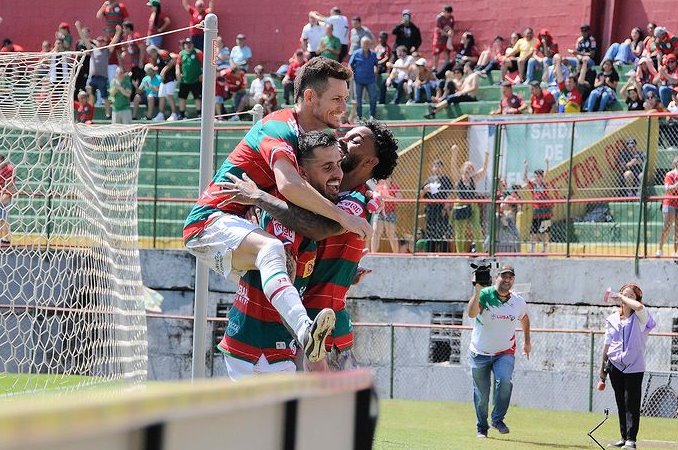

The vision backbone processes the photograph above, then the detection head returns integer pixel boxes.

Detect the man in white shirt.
[385,45,414,104]
[310,7,350,62]
[301,12,325,58]
[248,64,272,106]
[467,264,531,439]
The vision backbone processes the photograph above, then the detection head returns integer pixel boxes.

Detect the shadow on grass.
[489,437,590,449]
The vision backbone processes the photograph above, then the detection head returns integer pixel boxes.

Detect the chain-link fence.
[351,323,678,416]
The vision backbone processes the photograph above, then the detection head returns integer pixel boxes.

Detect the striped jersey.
[217,211,317,364]
[527,180,553,219]
[303,185,370,351]
[184,108,301,242]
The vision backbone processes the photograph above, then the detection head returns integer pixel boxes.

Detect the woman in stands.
[475,35,506,82]
[602,27,644,66]
[598,283,655,450]
[585,59,619,111]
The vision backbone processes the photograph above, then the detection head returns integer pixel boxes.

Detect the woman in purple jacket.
[599,283,656,450]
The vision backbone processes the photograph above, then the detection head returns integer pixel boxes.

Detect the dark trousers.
[608,364,644,442]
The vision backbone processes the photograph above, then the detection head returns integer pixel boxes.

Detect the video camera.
[470,260,498,287]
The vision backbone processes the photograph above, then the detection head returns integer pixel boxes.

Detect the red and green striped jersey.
[217,212,317,364]
[304,185,370,351]
[183,108,301,242]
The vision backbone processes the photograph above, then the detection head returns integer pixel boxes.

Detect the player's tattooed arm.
[216,173,343,240]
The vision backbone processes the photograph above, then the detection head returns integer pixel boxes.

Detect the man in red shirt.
[658,156,678,257]
[491,82,527,115]
[181,0,214,50]
[283,50,306,105]
[432,5,454,70]
[529,81,556,114]
[0,153,16,246]
[96,1,129,38]
[220,64,247,113]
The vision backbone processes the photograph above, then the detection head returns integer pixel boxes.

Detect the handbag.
[453,204,472,220]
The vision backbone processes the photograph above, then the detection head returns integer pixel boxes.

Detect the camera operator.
[467,264,531,438]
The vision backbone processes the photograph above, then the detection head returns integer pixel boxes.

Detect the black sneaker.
[491,421,510,434]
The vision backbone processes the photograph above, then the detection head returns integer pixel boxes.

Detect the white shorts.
[224,353,296,381]
[107,64,118,84]
[662,205,677,215]
[158,81,176,98]
[185,213,258,280]
[111,109,132,124]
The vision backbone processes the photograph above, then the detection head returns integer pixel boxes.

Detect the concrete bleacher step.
[607,200,664,223]
[572,221,664,243]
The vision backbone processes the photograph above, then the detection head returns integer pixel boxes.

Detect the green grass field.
[375,400,678,450]
[0,373,117,396]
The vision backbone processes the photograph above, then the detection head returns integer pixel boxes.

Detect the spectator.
[543,53,570,97]
[409,58,437,104]
[317,24,341,61]
[555,56,586,113]
[371,177,401,253]
[301,12,324,58]
[282,50,306,105]
[133,63,161,120]
[585,59,619,112]
[622,85,645,111]
[668,87,678,113]
[654,53,678,106]
[0,153,15,247]
[181,0,214,50]
[221,63,247,115]
[419,159,453,252]
[657,156,678,257]
[146,0,171,47]
[96,1,129,38]
[529,81,556,113]
[310,7,350,62]
[603,27,643,66]
[499,32,522,84]
[567,24,597,70]
[643,90,664,112]
[349,37,379,119]
[496,182,522,253]
[146,44,178,121]
[230,33,252,72]
[506,27,538,84]
[635,57,658,99]
[439,31,480,72]
[55,22,73,50]
[523,158,552,253]
[109,67,133,124]
[40,40,51,52]
[74,86,95,124]
[643,23,658,68]
[214,36,230,70]
[526,29,558,83]
[175,38,203,119]
[450,148,490,253]
[247,64,273,111]
[385,45,414,104]
[475,35,506,83]
[73,26,92,100]
[432,5,455,70]
[121,21,146,82]
[375,31,392,104]
[619,138,645,197]
[261,79,277,116]
[425,63,479,119]
[392,9,422,56]
[48,39,71,86]
[349,16,374,56]
[652,27,678,62]
[490,81,527,114]
[0,39,24,52]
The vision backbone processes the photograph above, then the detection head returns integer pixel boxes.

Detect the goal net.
[0,51,148,396]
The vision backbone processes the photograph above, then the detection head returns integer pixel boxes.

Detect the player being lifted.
[218,119,399,370]
[184,57,371,363]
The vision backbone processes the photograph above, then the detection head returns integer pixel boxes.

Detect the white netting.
[0,51,149,396]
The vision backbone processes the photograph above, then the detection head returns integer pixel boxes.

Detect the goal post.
[0,51,149,396]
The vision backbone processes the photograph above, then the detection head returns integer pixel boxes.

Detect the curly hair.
[360,118,399,180]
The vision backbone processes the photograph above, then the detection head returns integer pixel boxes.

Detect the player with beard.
[217,132,344,379]
[184,57,370,364]
[218,119,399,371]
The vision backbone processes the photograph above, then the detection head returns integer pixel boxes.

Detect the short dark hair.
[294,57,353,103]
[122,21,134,30]
[297,131,339,166]
[444,5,453,13]
[361,119,399,180]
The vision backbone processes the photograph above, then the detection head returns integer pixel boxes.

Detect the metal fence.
[135,113,678,259]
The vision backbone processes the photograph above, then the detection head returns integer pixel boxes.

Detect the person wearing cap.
[566,24,596,71]
[146,0,171,48]
[424,62,479,119]
[133,63,162,120]
[310,8,350,62]
[301,12,325,58]
[55,22,73,51]
[230,34,252,72]
[522,157,552,253]
[490,82,527,115]
[599,283,655,450]
[176,38,203,120]
[181,0,214,51]
[655,53,678,106]
[409,57,437,104]
[392,9,422,56]
[618,138,645,197]
[349,36,379,118]
[652,26,678,58]
[96,1,129,39]
[349,16,374,56]
[621,83,644,111]
[317,24,342,61]
[467,263,530,438]
[528,80,556,114]
[432,5,455,71]
[385,45,415,104]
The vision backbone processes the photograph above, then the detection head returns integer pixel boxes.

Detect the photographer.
[467,264,530,438]
[599,284,656,450]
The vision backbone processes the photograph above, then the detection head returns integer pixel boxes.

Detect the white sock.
[256,240,310,340]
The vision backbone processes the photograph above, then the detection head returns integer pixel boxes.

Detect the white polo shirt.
[301,23,325,52]
[470,287,527,356]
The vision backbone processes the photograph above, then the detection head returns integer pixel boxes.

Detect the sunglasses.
[647,95,657,99]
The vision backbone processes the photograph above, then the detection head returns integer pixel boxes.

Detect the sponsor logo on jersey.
[275,341,287,350]
[303,258,316,278]
[491,313,516,321]
[272,220,295,242]
[338,199,364,216]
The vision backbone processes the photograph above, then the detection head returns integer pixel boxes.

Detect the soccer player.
[218,119,400,371]
[184,57,371,363]
[217,131,343,379]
